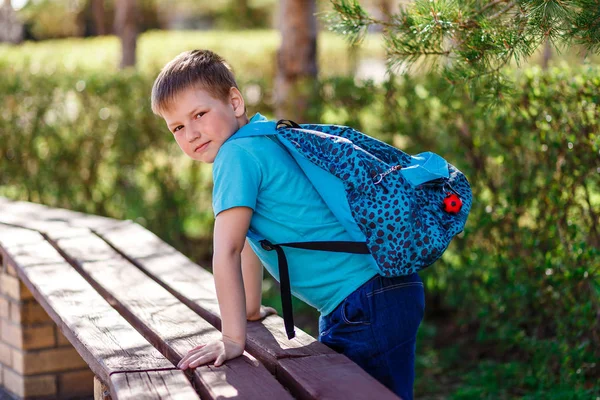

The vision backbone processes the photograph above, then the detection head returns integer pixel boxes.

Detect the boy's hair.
[151,49,239,116]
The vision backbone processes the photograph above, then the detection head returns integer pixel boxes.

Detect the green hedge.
[380,69,600,399]
[0,58,598,397]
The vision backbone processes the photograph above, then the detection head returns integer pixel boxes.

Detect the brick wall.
[0,252,94,399]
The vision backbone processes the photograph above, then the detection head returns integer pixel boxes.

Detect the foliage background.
[0,30,599,399]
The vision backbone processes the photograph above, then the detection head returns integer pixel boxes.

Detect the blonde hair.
[151,50,238,116]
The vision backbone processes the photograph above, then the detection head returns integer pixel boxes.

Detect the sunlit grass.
[0,29,385,79]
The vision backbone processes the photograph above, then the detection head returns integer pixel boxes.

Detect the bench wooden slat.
[110,370,200,400]
[279,354,399,400]
[0,225,197,399]
[196,355,297,399]
[4,219,293,399]
[0,198,120,231]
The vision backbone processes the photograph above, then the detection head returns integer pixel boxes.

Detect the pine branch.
[477,0,508,16]
[326,0,600,93]
[487,2,517,20]
[329,0,600,96]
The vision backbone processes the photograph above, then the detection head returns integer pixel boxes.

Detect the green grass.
[0,29,385,80]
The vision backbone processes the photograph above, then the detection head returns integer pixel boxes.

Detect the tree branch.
[487,2,518,20]
[475,0,510,18]
[388,49,452,56]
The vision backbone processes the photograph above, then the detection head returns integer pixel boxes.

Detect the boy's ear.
[229,87,245,118]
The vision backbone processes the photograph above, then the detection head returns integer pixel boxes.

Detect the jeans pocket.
[341,293,371,325]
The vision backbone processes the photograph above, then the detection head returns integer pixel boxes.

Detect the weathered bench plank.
[0,197,120,231]
[0,212,293,399]
[0,224,198,399]
[279,354,395,400]
[110,370,199,400]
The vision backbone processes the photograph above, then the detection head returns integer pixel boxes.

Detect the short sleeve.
[212,142,262,216]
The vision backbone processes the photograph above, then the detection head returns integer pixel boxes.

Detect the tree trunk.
[542,39,552,70]
[115,0,137,69]
[275,0,318,122]
[92,0,106,36]
[378,0,392,24]
[0,0,23,44]
[237,0,250,28]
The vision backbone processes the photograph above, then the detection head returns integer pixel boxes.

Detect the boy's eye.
[195,112,206,119]
[173,125,183,133]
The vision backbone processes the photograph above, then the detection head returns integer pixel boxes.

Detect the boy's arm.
[178,206,251,369]
[213,206,250,346]
[242,239,262,319]
[242,240,277,321]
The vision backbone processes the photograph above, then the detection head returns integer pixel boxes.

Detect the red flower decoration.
[443,193,462,214]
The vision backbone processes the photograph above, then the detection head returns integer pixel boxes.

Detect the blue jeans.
[318,273,425,400]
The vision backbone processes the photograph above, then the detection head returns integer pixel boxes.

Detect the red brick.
[3,367,57,397]
[0,296,8,318]
[22,324,55,350]
[58,369,94,398]
[0,273,20,300]
[12,347,87,375]
[9,301,20,324]
[0,341,11,366]
[1,320,55,350]
[0,273,33,301]
[1,319,21,348]
[56,327,71,346]
[20,280,34,300]
[12,300,53,325]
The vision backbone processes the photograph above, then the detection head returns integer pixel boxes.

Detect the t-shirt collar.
[249,112,268,123]
[226,113,270,143]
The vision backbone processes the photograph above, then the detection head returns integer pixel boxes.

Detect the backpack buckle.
[260,240,275,251]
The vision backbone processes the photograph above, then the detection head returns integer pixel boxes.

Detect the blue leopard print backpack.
[229,114,472,339]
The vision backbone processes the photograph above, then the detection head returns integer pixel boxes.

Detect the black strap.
[270,243,296,339]
[262,240,369,253]
[260,239,370,340]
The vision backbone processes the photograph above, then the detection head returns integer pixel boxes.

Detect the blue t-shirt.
[212,115,378,316]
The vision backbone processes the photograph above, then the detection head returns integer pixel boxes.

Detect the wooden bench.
[0,197,398,399]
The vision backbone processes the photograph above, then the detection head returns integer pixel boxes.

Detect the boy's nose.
[186,127,201,143]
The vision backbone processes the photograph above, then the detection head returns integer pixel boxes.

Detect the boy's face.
[162,86,246,163]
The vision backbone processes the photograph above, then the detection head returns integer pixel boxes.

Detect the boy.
[151,49,425,400]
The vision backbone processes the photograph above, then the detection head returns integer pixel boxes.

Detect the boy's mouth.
[194,142,210,153]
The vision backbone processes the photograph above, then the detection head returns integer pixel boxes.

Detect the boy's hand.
[177,337,244,369]
[247,305,278,321]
